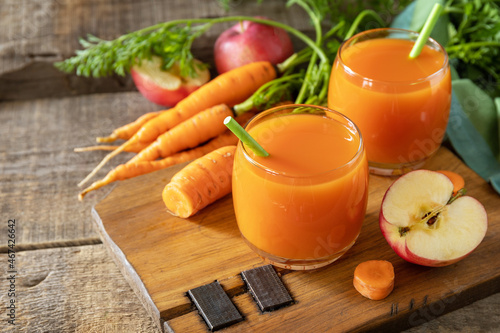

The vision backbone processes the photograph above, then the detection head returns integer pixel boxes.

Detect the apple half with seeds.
[379,170,488,267]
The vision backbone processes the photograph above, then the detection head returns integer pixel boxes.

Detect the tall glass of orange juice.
[328,28,451,175]
[232,104,368,270]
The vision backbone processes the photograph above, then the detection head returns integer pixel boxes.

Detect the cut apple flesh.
[381,170,488,264]
[132,57,182,90]
[382,171,453,228]
[132,57,208,90]
[405,196,487,261]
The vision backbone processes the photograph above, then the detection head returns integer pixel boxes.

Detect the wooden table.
[1,1,499,332]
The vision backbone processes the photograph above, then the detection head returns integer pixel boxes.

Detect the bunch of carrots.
[77,61,278,204]
[74,1,387,216]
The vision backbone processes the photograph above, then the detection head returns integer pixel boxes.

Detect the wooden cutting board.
[92,147,500,332]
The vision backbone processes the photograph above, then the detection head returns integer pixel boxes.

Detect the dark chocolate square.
[241,265,294,312]
[187,281,243,331]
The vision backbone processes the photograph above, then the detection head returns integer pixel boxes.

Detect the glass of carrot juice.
[328,28,451,175]
[232,104,369,270]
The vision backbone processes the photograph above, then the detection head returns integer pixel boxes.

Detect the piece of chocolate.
[241,265,294,312]
[187,281,243,331]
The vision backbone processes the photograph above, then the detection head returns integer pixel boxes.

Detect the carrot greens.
[55,0,499,106]
[443,0,500,97]
[54,1,391,109]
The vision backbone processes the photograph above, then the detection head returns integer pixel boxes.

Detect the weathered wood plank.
[0,245,161,333]
[0,92,160,245]
[0,0,312,101]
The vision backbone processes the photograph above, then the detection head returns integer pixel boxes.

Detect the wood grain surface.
[0,245,161,333]
[1,0,499,332]
[0,0,312,102]
[0,92,158,246]
[93,146,500,332]
[1,90,499,332]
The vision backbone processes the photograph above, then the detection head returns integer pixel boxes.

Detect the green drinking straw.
[223,116,270,157]
[409,3,444,59]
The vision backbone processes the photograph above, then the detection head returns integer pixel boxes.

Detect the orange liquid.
[328,38,451,166]
[232,112,368,261]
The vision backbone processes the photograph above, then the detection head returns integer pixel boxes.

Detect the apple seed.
[398,227,410,237]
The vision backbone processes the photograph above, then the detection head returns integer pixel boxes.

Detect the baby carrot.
[353,260,395,300]
[127,103,234,164]
[162,145,236,218]
[436,170,465,196]
[77,112,255,200]
[96,111,161,143]
[79,61,276,187]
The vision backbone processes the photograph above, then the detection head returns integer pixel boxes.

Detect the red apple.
[214,17,294,74]
[131,56,210,107]
[379,170,488,267]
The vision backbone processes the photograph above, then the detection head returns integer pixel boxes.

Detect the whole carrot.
[77,112,255,200]
[127,104,234,164]
[96,111,161,143]
[79,61,276,186]
[77,103,234,154]
[162,145,236,218]
[132,61,275,144]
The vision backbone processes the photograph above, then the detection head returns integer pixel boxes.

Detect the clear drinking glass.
[232,104,369,270]
[328,28,452,176]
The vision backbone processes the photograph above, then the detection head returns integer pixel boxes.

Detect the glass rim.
[240,104,365,179]
[337,27,450,85]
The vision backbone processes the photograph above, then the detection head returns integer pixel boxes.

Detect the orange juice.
[232,105,368,270]
[328,28,451,175]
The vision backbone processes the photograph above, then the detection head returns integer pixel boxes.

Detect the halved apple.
[131,56,210,107]
[379,170,488,267]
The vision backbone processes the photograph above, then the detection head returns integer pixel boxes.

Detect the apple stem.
[447,188,466,205]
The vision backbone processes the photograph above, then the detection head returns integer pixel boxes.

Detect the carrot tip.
[78,143,126,187]
[96,134,118,143]
[75,145,120,152]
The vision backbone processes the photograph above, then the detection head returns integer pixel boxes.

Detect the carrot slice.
[436,170,465,196]
[353,260,395,300]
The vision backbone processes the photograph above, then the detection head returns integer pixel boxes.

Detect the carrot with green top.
[77,112,255,200]
[162,145,236,218]
[78,61,276,187]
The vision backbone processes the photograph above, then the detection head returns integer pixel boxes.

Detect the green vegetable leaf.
[54,22,212,79]
[445,0,500,98]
